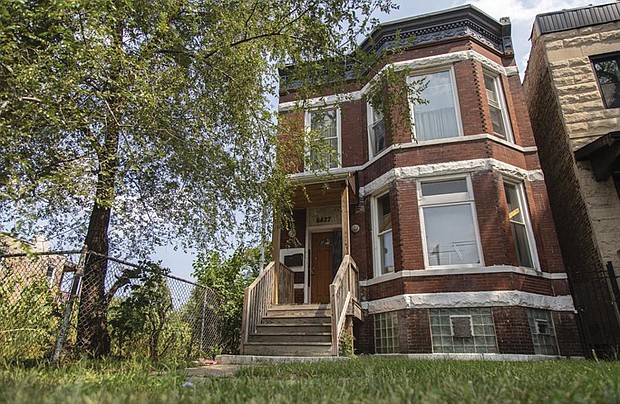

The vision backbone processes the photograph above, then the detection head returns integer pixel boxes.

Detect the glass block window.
[430,308,498,353]
[527,309,559,355]
[374,311,399,354]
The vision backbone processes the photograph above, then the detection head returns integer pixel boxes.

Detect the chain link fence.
[0,250,221,364]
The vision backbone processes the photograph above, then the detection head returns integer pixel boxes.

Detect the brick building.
[240,5,582,357]
[524,2,620,357]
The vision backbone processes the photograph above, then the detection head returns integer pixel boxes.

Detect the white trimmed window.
[419,176,482,268]
[483,73,512,141]
[372,191,394,276]
[503,180,539,269]
[408,69,462,142]
[367,102,387,158]
[306,108,341,170]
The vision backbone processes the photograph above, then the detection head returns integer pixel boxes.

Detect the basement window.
[591,53,620,109]
[374,311,398,354]
[527,309,558,355]
[430,308,497,353]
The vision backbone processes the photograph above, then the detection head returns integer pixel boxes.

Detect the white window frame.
[418,175,484,269]
[502,179,540,270]
[367,102,387,159]
[407,66,464,143]
[483,72,513,142]
[372,189,394,277]
[304,107,342,171]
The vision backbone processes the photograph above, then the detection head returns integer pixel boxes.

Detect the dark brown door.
[311,232,334,304]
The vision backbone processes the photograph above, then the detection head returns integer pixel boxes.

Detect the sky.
[153,0,614,280]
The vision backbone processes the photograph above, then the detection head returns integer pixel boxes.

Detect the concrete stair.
[242,304,333,356]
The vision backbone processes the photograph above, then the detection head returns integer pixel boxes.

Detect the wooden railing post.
[272,220,280,305]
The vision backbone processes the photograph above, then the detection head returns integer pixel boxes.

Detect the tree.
[191,247,261,354]
[0,0,397,356]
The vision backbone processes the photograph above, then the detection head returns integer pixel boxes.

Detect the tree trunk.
[76,121,120,357]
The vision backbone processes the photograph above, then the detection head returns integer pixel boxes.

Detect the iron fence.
[0,249,221,364]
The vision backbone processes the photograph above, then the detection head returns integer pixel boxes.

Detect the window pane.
[484,74,507,137]
[421,179,468,196]
[311,110,337,139]
[309,109,338,169]
[423,204,480,266]
[512,222,533,268]
[593,57,620,108]
[489,106,506,137]
[504,182,534,268]
[380,231,394,273]
[377,193,393,274]
[378,194,391,230]
[413,71,459,141]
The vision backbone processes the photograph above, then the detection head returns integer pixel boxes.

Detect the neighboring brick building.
[267,5,584,357]
[524,2,620,357]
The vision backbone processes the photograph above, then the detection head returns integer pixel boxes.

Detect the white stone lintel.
[362,291,576,314]
[359,265,567,287]
[360,158,544,197]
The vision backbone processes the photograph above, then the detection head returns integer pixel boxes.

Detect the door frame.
[305,212,341,304]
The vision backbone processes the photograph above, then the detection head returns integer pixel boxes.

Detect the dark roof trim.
[575,131,620,181]
[535,2,620,35]
[361,4,512,56]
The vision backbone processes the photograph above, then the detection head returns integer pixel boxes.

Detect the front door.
[311,232,335,304]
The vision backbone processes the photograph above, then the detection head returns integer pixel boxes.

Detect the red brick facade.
[278,5,581,356]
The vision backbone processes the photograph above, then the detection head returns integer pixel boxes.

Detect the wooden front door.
[311,232,335,304]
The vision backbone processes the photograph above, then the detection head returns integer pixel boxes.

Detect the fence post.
[200,288,206,352]
[51,245,87,365]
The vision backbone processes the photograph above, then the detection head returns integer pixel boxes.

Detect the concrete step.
[249,332,332,343]
[255,323,331,334]
[242,342,333,356]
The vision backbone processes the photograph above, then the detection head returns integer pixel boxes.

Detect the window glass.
[308,109,339,169]
[420,176,481,268]
[368,104,387,157]
[484,74,508,138]
[421,179,468,196]
[504,182,534,268]
[377,193,394,274]
[423,204,480,266]
[592,54,620,108]
[411,70,460,141]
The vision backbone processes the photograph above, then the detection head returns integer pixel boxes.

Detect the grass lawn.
[1,357,620,403]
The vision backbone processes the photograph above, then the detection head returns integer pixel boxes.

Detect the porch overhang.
[575,131,620,181]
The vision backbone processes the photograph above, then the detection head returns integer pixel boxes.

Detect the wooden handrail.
[329,255,359,356]
[240,261,295,353]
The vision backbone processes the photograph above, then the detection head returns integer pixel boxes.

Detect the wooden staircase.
[242,304,333,356]
[240,257,360,356]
